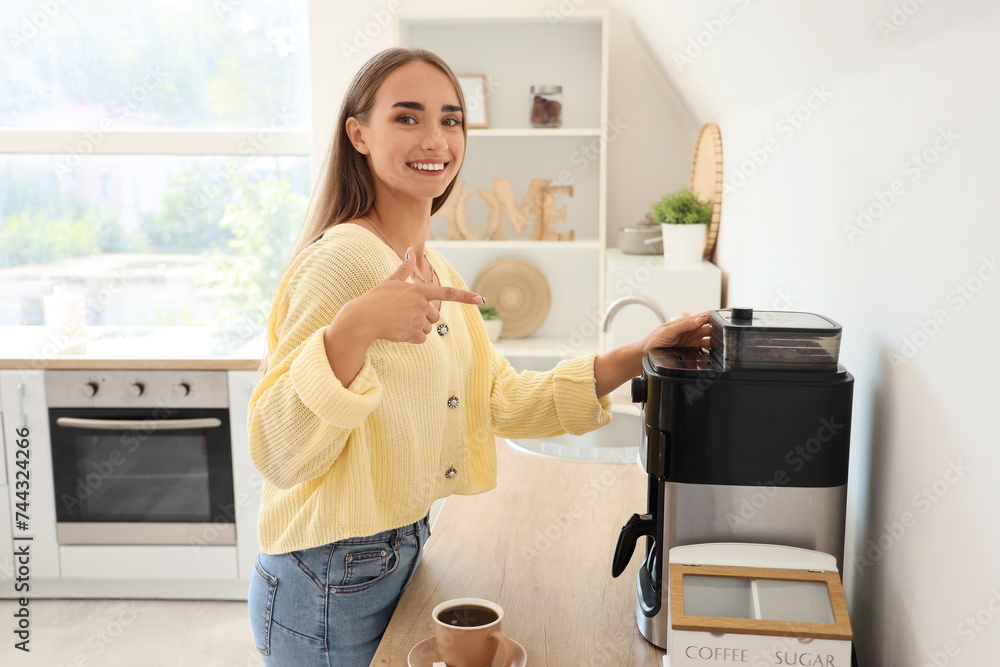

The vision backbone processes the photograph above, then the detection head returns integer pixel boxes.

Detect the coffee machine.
[611,308,854,649]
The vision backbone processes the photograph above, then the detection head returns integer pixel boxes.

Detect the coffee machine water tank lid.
[714,308,841,333]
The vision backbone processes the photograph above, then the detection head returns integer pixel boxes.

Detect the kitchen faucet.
[601,295,667,332]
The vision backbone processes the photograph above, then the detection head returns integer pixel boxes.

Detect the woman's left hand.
[639,311,712,354]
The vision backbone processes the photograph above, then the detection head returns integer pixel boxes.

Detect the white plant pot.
[483,319,503,343]
[660,223,707,264]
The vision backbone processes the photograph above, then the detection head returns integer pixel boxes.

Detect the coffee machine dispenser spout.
[612,513,654,578]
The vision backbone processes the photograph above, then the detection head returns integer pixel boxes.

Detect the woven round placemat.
[471,258,551,339]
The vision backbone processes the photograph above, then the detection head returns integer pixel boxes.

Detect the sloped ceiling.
[615,0,987,123]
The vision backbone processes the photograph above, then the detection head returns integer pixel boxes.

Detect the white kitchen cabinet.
[0,486,11,593]
[59,545,237,581]
[396,11,609,368]
[0,367,265,600]
[228,369,263,582]
[0,370,61,581]
[0,389,10,589]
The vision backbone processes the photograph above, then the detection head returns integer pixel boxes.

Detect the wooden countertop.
[370,439,663,666]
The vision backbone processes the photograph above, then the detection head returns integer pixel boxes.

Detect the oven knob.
[174,382,191,397]
[81,381,99,398]
[129,382,145,398]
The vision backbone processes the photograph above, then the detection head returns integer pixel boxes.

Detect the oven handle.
[55,417,223,431]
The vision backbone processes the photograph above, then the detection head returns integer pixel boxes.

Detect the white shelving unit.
[396,12,609,368]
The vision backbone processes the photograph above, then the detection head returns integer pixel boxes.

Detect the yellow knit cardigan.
[248,223,613,554]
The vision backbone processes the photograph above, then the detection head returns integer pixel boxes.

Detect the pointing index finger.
[424,284,486,305]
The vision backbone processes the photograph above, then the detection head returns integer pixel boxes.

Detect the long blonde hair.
[259,47,468,376]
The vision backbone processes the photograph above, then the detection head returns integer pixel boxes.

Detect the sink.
[505,404,642,463]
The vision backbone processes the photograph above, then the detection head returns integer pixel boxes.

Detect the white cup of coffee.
[432,598,516,667]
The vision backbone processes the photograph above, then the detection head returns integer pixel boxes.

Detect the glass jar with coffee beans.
[530,85,562,128]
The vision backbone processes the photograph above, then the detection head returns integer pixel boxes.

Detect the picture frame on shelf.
[457,74,489,128]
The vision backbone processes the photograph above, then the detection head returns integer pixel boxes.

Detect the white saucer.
[407,635,527,667]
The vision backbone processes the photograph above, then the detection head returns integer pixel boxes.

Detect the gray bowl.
[619,224,662,254]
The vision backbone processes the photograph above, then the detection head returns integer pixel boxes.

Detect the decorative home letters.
[433,178,574,241]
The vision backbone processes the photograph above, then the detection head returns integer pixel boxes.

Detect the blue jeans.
[249,515,431,667]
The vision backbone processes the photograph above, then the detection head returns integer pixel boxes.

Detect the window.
[0,0,312,331]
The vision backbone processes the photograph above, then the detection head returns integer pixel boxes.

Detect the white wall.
[619,0,1000,664]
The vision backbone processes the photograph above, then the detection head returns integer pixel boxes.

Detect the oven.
[45,370,236,546]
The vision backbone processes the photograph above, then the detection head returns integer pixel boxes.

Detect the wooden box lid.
[669,543,852,642]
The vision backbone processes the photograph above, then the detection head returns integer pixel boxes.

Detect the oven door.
[49,407,235,546]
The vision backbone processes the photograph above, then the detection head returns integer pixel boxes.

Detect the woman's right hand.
[338,247,486,345]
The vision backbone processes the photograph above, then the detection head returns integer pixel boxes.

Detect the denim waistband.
[332,514,429,545]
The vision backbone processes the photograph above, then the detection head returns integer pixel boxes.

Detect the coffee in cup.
[432,598,515,667]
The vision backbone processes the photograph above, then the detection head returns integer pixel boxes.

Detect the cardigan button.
[437,323,449,336]
[447,396,459,409]
[445,466,458,479]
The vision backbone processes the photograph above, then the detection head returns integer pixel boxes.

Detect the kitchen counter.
[370,439,663,666]
[0,327,266,600]
[0,325,264,370]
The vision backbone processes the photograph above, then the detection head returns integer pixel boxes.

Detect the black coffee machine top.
[611,308,855,649]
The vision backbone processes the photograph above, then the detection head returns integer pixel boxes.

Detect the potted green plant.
[650,189,712,263]
[479,305,503,342]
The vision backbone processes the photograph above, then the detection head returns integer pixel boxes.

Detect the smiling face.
[347,60,466,206]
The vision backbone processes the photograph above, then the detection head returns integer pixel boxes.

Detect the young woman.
[247,47,710,666]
